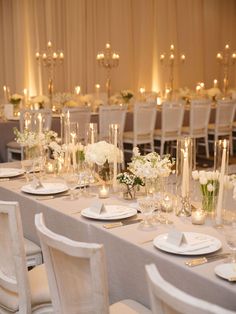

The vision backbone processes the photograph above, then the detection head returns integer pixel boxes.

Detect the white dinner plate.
[21,182,68,195]
[0,168,24,178]
[153,232,222,256]
[215,263,236,281]
[81,205,137,220]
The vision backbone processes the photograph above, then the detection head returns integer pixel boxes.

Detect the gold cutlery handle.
[185,257,207,267]
[103,222,123,229]
[228,277,236,282]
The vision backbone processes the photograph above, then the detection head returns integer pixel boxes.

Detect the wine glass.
[64,170,78,200]
[21,158,34,182]
[161,192,173,224]
[222,210,236,263]
[137,196,155,228]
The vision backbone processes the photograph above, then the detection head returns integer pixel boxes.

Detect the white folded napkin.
[88,205,132,218]
[162,234,213,253]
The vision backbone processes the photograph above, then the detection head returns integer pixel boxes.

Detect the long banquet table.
[0,162,236,311]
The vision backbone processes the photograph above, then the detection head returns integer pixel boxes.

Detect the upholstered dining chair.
[208,99,236,156]
[62,106,91,142]
[0,201,52,313]
[154,101,184,156]
[182,99,211,158]
[7,109,52,162]
[99,104,127,144]
[145,264,235,314]
[123,102,157,153]
[35,212,151,314]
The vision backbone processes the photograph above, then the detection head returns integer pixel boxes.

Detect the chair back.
[161,101,184,136]
[35,213,109,314]
[63,106,91,141]
[0,201,31,313]
[20,109,52,132]
[99,104,127,140]
[133,102,157,136]
[145,264,234,314]
[215,99,236,132]
[189,99,211,136]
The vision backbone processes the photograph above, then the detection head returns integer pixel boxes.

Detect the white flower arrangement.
[128,147,174,179]
[53,92,73,105]
[10,93,23,105]
[80,94,94,104]
[120,89,134,102]
[85,141,122,166]
[64,100,78,107]
[207,88,222,99]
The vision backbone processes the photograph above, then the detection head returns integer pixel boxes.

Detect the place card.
[90,200,105,214]
[167,229,187,247]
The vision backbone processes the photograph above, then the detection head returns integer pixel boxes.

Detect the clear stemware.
[21,158,34,182]
[222,210,236,263]
[64,170,78,200]
[137,196,155,228]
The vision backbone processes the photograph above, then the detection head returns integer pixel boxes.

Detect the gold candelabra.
[160,44,185,95]
[216,44,236,96]
[96,43,119,101]
[36,41,64,105]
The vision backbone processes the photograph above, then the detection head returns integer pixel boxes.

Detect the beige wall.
[0,0,236,97]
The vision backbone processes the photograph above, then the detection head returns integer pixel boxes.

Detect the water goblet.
[222,211,236,263]
[21,158,34,182]
[64,170,78,200]
[161,193,173,224]
[137,196,155,228]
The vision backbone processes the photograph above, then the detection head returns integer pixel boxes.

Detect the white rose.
[192,170,199,180]
[207,183,214,192]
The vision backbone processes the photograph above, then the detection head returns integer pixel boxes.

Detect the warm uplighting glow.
[225,44,230,50]
[139,87,145,94]
[216,53,222,59]
[47,41,52,48]
[181,54,185,61]
[170,44,174,50]
[213,79,218,88]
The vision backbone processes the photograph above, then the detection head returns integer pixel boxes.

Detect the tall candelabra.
[36,41,64,105]
[216,44,236,96]
[96,43,119,101]
[160,44,185,95]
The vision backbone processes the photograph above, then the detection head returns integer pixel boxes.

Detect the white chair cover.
[62,106,91,142]
[145,264,235,314]
[99,104,127,142]
[154,101,184,155]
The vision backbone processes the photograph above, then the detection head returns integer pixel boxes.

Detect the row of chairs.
[7,99,236,162]
[0,201,234,313]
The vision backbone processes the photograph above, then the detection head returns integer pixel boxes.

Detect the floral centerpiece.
[128,147,175,194]
[120,90,134,103]
[31,95,49,109]
[117,171,144,199]
[192,170,233,213]
[207,88,222,101]
[10,93,23,105]
[85,141,122,182]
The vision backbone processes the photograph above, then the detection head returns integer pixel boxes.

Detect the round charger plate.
[153,232,222,256]
[215,263,236,281]
[0,168,24,178]
[21,182,68,195]
[81,205,137,220]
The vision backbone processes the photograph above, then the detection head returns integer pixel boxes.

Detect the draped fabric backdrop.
[0,0,236,98]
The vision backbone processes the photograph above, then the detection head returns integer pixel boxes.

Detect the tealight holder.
[176,137,193,217]
[191,209,206,225]
[98,184,110,199]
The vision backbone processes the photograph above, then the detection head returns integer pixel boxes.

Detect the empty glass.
[222,210,236,262]
[64,170,78,200]
[137,196,155,228]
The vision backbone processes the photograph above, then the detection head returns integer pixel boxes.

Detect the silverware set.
[185,253,230,267]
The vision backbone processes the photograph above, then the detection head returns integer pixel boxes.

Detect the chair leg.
[230,133,233,156]
[205,136,210,158]
[160,140,164,156]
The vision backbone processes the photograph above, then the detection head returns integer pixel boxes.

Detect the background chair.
[208,99,236,155]
[145,264,234,314]
[99,104,127,144]
[62,106,91,143]
[182,99,211,158]
[7,108,52,162]
[154,101,184,156]
[123,102,157,153]
[0,201,52,313]
[35,212,151,314]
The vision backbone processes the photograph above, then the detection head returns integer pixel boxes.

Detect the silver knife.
[103,219,142,229]
[185,253,230,267]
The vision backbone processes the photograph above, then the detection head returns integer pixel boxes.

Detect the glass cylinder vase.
[214,139,229,227]
[176,137,193,217]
